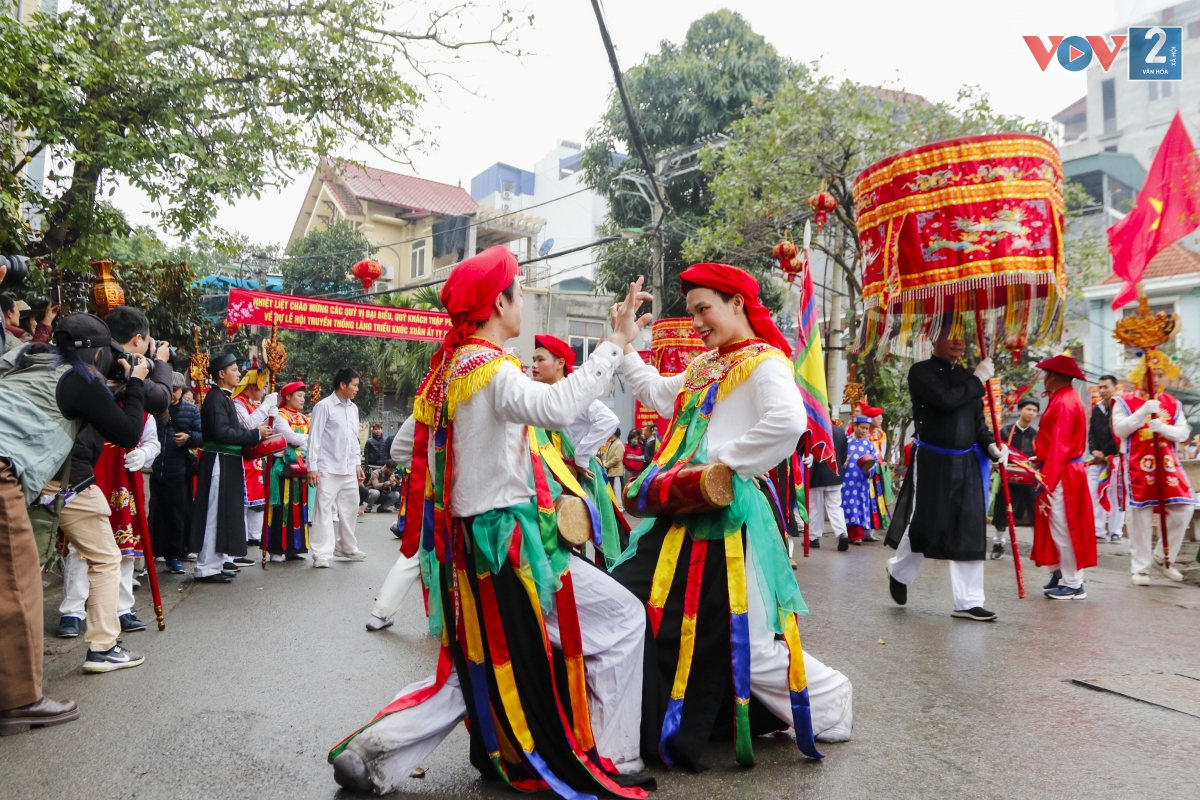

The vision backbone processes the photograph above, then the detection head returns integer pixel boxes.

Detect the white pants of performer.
[311,472,361,560]
[196,459,228,578]
[245,506,263,543]
[344,553,646,795]
[372,552,421,621]
[808,485,847,541]
[1087,463,1124,538]
[745,536,853,742]
[1045,485,1084,589]
[1126,503,1193,575]
[60,545,136,618]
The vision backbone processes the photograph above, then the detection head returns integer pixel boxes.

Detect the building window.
[1101,79,1116,135]
[1148,81,1173,101]
[500,179,515,195]
[410,239,426,279]
[568,319,605,365]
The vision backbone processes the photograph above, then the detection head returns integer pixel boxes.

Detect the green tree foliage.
[0,0,520,269]
[277,221,377,412]
[581,10,792,315]
[282,221,371,297]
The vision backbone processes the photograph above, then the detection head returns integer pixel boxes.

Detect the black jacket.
[152,400,203,479]
[363,433,390,467]
[1088,401,1119,457]
[808,424,847,488]
[61,374,147,485]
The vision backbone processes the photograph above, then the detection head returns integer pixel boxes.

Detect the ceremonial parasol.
[853,133,1068,598]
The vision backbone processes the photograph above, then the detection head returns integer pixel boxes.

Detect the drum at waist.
[244,434,287,460]
[555,495,592,546]
[624,462,735,518]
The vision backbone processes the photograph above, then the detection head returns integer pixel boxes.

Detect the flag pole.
[975,305,1026,599]
[1141,350,1174,568]
[128,469,164,629]
[801,431,812,558]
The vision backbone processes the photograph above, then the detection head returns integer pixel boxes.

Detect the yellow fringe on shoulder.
[446,355,521,421]
[413,395,438,426]
[714,350,792,404]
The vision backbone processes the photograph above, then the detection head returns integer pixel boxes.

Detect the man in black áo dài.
[885,337,1006,621]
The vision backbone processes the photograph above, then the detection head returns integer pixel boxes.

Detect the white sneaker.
[313,557,331,568]
[1154,560,1184,582]
[269,554,285,563]
[1131,572,1151,586]
[365,614,394,632]
[335,550,367,561]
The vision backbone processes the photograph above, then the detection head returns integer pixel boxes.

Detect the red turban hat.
[679,263,792,358]
[1035,354,1085,382]
[533,334,576,375]
[433,246,520,370]
[279,381,305,399]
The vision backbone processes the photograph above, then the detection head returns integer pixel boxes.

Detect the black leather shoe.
[333,749,373,793]
[809,538,820,549]
[991,542,1004,560]
[0,696,80,736]
[195,573,234,583]
[888,573,907,606]
[837,536,849,552]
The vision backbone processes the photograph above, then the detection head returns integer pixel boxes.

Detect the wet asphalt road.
[3,513,1199,800]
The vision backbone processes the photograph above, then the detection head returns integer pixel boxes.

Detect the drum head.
[555,495,592,546]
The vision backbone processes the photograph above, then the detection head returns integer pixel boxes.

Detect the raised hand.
[608,276,653,351]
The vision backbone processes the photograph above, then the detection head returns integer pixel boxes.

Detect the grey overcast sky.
[112,0,1126,248]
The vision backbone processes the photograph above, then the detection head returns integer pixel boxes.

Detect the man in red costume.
[1111,350,1194,586]
[1031,356,1097,600]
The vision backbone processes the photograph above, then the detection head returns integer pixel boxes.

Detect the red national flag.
[1107,112,1200,309]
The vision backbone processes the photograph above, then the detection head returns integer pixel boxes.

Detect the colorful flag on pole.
[1107,111,1200,309]
[793,246,837,469]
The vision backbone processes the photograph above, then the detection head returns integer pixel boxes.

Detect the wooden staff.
[1141,360,1174,568]
[128,468,164,629]
[800,431,812,558]
[975,306,1026,599]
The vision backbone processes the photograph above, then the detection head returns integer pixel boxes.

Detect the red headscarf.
[434,246,520,370]
[279,381,305,399]
[533,334,575,375]
[679,263,792,357]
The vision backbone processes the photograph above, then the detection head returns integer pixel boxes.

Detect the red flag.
[1107,112,1200,309]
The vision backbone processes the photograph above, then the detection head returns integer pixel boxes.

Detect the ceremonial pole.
[974,305,1026,599]
[1141,360,1174,568]
[800,431,811,558]
[128,470,164,629]
[261,325,286,568]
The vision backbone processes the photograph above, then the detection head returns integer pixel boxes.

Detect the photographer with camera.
[0,314,151,734]
[104,306,174,415]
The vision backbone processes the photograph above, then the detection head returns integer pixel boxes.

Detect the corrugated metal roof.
[323,159,477,217]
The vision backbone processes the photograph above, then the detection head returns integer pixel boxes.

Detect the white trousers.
[808,485,847,540]
[888,527,986,611]
[744,536,853,741]
[1126,503,1193,574]
[1045,486,1083,589]
[60,545,136,618]
[196,459,227,578]
[372,552,422,621]
[1087,463,1125,538]
[346,553,646,794]
[311,472,361,559]
[245,506,263,543]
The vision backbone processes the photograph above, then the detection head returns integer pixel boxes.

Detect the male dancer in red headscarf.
[1030,355,1096,600]
[331,247,654,796]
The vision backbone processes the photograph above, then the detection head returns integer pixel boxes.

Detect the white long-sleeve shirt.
[233,396,271,428]
[134,416,161,464]
[391,342,623,518]
[621,349,806,479]
[563,399,620,470]
[272,414,309,449]
[307,393,361,476]
[1112,396,1191,445]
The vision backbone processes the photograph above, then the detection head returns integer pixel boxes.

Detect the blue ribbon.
[912,439,991,505]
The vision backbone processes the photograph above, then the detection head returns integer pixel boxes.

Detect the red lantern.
[771,239,804,284]
[352,259,383,291]
[806,190,838,233]
[223,318,240,342]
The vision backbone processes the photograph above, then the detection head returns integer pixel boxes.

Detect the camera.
[151,338,180,361]
[0,254,30,288]
[108,347,143,380]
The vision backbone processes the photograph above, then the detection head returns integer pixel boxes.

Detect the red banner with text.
[226,289,452,342]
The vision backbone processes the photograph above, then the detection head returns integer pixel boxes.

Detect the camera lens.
[0,255,30,288]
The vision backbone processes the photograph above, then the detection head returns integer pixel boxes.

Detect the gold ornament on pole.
[90,259,125,316]
[189,328,209,406]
